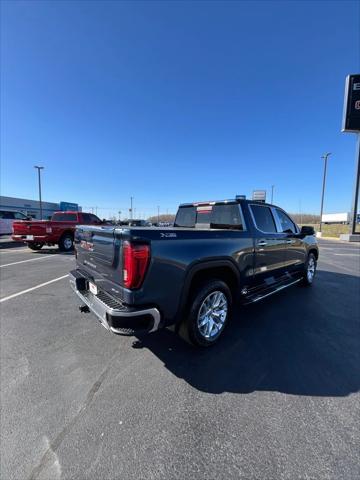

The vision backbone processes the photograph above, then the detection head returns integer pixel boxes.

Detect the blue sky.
[1,0,359,218]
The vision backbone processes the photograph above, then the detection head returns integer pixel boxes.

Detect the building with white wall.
[0,196,80,219]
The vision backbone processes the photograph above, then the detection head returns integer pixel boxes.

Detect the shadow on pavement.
[0,240,24,249]
[134,269,360,397]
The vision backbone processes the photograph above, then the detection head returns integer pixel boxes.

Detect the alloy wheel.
[197,291,228,339]
[307,256,316,283]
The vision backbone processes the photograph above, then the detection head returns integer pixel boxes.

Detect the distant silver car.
[0,209,29,235]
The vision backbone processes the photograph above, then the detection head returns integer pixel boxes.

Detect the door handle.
[257,240,267,247]
[285,239,292,244]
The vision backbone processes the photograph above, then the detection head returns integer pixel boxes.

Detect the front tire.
[58,234,74,252]
[28,243,44,251]
[302,252,317,286]
[180,280,232,347]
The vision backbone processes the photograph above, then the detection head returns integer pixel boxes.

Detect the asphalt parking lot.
[1,238,359,480]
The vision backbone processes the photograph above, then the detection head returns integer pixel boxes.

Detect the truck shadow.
[134,269,360,397]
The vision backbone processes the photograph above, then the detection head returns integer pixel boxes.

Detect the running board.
[244,278,302,304]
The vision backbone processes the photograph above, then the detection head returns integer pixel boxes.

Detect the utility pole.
[319,152,331,233]
[271,185,274,204]
[157,205,160,224]
[118,210,121,221]
[130,197,134,220]
[34,166,44,219]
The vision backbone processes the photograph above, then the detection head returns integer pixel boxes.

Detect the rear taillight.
[123,241,150,289]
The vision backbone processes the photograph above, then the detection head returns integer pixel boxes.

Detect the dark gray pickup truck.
[70,197,318,347]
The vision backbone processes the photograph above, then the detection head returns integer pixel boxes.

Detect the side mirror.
[300,226,315,236]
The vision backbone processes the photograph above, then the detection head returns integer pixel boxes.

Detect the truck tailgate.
[12,221,49,236]
[75,225,123,291]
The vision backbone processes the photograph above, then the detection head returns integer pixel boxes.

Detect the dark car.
[69,197,318,347]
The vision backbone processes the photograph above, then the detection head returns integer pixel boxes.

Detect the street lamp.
[130,197,134,220]
[319,153,331,233]
[34,166,44,220]
[271,185,275,204]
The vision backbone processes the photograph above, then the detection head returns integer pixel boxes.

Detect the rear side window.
[52,213,77,222]
[275,209,297,233]
[250,205,277,233]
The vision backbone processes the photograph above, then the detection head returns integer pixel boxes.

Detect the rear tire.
[179,279,232,347]
[302,252,317,286]
[58,234,74,252]
[28,243,44,251]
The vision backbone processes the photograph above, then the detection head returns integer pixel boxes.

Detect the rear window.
[52,213,78,222]
[175,204,244,230]
[174,206,197,227]
[250,205,277,233]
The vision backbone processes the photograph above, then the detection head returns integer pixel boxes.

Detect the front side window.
[82,213,101,224]
[13,212,28,220]
[250,205,277,233]
[275,209,297,233]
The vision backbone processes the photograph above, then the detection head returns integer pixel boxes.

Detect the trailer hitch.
[79,305,90,313]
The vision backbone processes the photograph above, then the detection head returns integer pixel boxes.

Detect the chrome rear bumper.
[69,271,161,335]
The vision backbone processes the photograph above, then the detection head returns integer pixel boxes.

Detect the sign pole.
[350,135,360,234]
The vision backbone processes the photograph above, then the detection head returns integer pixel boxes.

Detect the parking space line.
[0,274,69,303]
[0,255,56,268]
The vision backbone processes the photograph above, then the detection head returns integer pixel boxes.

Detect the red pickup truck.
[12,211,103,252]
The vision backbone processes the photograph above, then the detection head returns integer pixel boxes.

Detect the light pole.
[271,185,275,204]
[157,205,160,224]
[319,152,331,233]
[130,197,134,219]
[34,166,44,220]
